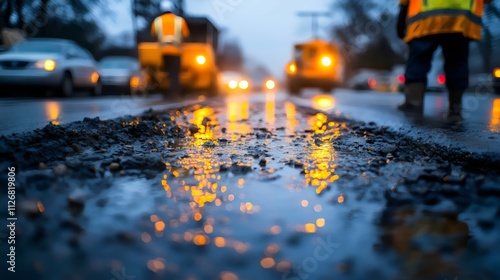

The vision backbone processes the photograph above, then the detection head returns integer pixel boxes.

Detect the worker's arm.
[181,18,190,38]
[397,0,409,39]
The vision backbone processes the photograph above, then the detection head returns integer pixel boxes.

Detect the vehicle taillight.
[397,74,405,84]
[91,72,99,84]
[438,74,446,85]
[368,78,376,88]
[130,76,140,88]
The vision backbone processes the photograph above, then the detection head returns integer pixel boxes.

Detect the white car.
[0,38,101,97]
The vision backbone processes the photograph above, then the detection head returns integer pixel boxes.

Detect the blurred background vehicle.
[426,50,446,92]
[348,69,391,91]
[218,70,250,93]
[468,72,493,92]
[493,66,500,94]
[249,70,278,92]
[389,64,406,92]
[386,52,446,93]
[98,56,146,95]
[0,38,101,97]
[285,39,344,94]
[138,17,219,96]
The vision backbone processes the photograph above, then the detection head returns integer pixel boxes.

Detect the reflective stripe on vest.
[404,0,484,41]
[421,0,476,11]
[406,9,481,25]
[154,16,182,48]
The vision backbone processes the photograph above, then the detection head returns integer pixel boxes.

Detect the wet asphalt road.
[2,89,498,155]
[1,90,500,280]
[2,88,499,137]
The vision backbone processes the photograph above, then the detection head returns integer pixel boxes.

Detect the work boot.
[446,89,464,125]
[447,89,464,117]
[397,83,425,114]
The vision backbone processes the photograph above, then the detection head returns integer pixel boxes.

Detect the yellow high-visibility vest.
[400,0,486,42]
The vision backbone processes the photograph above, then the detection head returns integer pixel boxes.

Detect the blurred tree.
[330,0,403,76]
[0,0,108,56]
[217,39,244,72]
[35,18,106,57]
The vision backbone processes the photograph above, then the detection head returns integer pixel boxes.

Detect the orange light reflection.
[45,101,60,125]
[490,98,500,132]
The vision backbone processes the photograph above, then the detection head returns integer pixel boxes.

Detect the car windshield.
[12,41,64,53]
[99,59,133,69]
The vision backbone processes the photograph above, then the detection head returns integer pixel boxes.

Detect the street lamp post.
[297,12,331,39]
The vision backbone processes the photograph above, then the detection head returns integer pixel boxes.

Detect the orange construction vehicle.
[138,17,219,96]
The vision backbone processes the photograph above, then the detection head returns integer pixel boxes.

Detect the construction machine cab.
[138,16,219,96]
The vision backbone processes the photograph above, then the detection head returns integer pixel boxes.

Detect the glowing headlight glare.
[494,68,500,78]
[196,55,206,65]
[37,59,56,71]
[265,79,275,89]
[239,80,249,89]
[228,80,238,89]
[288,64,296,73]
[130,76,140,88]
[321,56,332,66]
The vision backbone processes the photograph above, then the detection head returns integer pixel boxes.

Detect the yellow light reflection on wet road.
[265,92,275,126]
[227,96,252,139]
[312,95,336,111]
[192,107,215,141]
[285,101,298,138]
[304,113,340,194]
[45,101,60,125]
[490,98,500,132]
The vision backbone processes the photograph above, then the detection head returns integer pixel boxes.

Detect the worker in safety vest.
[151,1,190,99]
[397,0,493,121]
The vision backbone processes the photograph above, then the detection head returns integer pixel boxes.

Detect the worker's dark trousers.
[405,33,470,90]
[162,55,181,97]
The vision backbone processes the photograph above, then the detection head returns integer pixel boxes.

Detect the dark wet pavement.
[292,89,500,156]
[1,92,500,280]
[0,94,194,136]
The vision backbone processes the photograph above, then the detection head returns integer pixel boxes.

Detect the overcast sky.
[105,0,333,78]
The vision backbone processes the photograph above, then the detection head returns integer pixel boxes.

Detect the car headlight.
[196,55,206,65]
[239,80,249,89]
[265,79,275,90]
[494,68,500,78]
[288,63,296,74]
[35,59,56,71]
[228,80,238,89]
[321,56,332,67]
